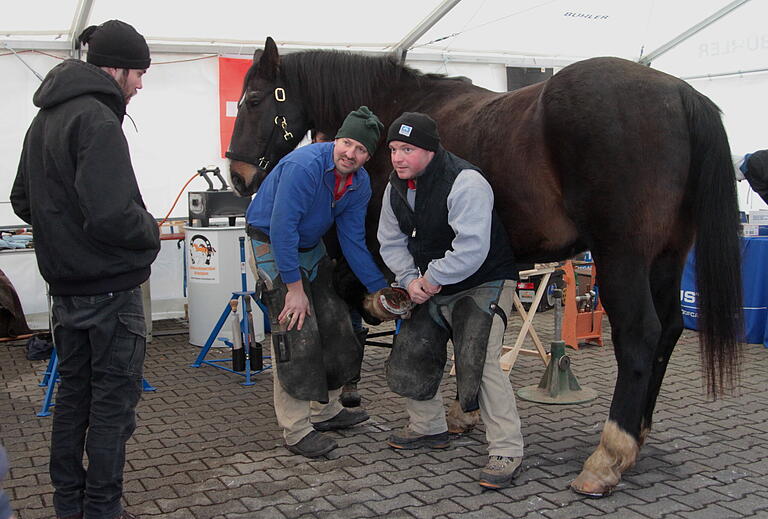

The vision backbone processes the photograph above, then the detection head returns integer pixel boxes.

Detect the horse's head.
[226,37,309,196]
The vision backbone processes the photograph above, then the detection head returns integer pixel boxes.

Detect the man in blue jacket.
[246,106,402,458]
[11,20,159,519]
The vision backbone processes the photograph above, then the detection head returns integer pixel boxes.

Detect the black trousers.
[50,287,146,519]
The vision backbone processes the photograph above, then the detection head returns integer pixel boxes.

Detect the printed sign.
[218,57,252,158]
[188,232,220,283]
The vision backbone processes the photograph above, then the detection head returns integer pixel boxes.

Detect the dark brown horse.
[226,37,743,497]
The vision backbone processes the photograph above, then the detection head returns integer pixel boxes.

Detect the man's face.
[115,68,146,104]
[389,141,435,180]
[333,137,370,175]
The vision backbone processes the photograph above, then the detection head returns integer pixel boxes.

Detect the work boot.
[387,427,450,450]
[286,430,338,458]
[313,408,369,431]
[340,382,361,407]
[478,456,523,489]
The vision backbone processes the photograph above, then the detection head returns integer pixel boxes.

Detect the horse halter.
[257,88,296,170]
[226,86,296,171]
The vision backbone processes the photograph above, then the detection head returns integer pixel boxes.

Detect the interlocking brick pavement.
[2,313,768,519]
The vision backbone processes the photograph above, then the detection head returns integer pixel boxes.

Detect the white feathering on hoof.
[571,420,640,497]
[446,399,481,434]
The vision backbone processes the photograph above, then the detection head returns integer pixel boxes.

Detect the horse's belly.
[504,209,582,263]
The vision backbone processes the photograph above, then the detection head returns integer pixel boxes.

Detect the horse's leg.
[446,395,480,434]
[571,255,661,497]
[638,250,686,445]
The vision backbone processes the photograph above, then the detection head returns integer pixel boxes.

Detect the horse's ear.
[254,36,280,81]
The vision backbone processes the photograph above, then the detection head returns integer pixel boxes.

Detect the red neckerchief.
[333,169,355,201]
[407,179,417,190]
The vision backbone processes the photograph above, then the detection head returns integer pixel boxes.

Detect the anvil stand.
[191,236,271,385]
[517,285,598,404]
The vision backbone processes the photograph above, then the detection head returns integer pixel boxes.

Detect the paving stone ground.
[2,312,768,519]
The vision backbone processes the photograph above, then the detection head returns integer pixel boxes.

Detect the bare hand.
[407,276,442,304]
[278,281,310,331]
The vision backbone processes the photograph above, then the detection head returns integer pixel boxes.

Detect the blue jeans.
[50,287,146,519]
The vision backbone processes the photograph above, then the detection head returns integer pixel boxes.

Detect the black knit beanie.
[335,106,384,156]
[387,112,440,152]
[78,20,151,69]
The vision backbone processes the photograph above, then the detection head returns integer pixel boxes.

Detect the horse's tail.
[681,86,743,397]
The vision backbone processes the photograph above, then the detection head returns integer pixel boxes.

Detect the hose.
[157,172,199,227]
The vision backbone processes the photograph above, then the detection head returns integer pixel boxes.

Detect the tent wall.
[691,73,768,212]
[1,51,509,228]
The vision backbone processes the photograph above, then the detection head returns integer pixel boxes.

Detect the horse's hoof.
[446,401,480,435]
[570,480,614,499]
[340,384,361,408]
[447,425,475,435]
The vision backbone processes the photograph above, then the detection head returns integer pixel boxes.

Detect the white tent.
[2,0,767,321]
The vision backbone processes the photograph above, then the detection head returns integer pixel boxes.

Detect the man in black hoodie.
[11,20,160,519]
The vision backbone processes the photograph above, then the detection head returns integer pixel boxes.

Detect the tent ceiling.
[1,0,764,75]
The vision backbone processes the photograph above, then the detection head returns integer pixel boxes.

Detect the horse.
[226,37,743,497]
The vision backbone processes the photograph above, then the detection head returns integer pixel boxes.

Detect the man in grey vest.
[378,112,525,489]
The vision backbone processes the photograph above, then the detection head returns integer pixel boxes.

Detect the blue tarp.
[681,237,768,347]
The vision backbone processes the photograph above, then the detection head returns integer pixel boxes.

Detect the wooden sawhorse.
[498,266,554,372]
[450,266,554,375]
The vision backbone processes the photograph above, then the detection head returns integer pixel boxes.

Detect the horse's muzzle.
[229,160,267,197]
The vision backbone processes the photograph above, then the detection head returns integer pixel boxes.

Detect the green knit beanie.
[335,106,384,156]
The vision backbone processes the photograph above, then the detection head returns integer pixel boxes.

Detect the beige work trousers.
[271,344,345,445]
[404,280,524,457]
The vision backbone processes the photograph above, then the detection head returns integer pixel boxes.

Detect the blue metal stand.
[37,348,155,417]
[364,319,401,347]
[37,349,59,417]
[190,236,271,385]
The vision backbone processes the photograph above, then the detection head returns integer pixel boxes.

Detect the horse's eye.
[246,91,264,108]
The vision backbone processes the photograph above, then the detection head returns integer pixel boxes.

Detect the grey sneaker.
[387,428,450,450]
[286,430,338,458]
[312,408,369,431]
[479,456,523,489]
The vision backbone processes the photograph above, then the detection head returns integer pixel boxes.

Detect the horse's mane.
[279,50,452,128]
[241,48,476,131]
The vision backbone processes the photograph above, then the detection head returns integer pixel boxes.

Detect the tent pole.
[639,0,752,66]
[70,0,95,59]
[391,0,463,64]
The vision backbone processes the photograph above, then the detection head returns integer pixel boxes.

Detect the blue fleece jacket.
[246,142,387,293]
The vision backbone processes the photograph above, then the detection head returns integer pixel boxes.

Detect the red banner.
[218,57,252,158]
